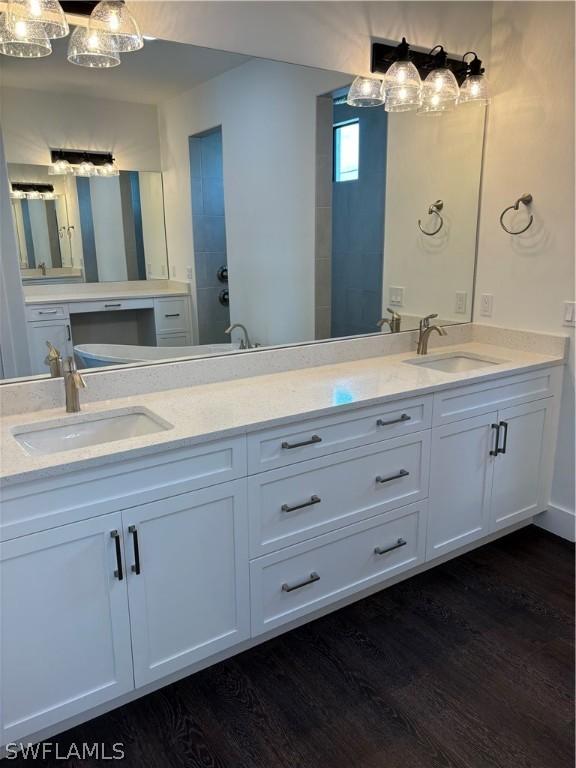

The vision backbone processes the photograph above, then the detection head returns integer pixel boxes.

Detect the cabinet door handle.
[281,435,322,450]
[104,303,122,308]
[66,324,71,341]
[164,313,181,318]
[490,423,501,456]
[281,495,321,513]
[376,413,411,427]
[374,538,407,556]
[128,525,141,575]
[282,572,320,593]
[111,530,123,580]
[375,469,409,484]
[498,420,509,454]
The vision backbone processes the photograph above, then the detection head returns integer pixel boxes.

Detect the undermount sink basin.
[13,407,173,456]
[405,352,506,373]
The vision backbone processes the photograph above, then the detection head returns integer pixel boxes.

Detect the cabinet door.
[491,399,552,530]
[27,319,72,374]
[0,513,133,745]
[427,413,497,560]
[124,480,250,687]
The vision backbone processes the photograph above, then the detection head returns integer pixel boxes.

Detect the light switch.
[564,301,576,326]
[186,266,194,280]
[389,286,405,307]
[480,293,493,317]
[455,291,468,314]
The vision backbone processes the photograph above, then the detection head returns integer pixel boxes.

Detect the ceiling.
[0,33,251,105]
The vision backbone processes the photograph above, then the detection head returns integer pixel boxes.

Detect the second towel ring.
[499,193,533,235]
[418,200,444,236]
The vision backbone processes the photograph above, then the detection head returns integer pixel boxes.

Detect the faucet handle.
[419,313,438,331]
[386,308,401,320]
[64,356,87,389]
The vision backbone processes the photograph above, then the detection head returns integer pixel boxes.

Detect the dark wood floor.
[13,525,574,768]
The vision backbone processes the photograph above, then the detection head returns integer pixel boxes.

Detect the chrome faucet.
[38,262,47,276]
[63,356,86,413]
[377,308,401,333]
[417,313,447,355]
[45,341,63,378]
[225,323,253,349]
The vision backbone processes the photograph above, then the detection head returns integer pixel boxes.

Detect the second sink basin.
[13,407,173,456]
[405,352,506,373]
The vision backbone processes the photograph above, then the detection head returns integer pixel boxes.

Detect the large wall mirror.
[0,34,486,381]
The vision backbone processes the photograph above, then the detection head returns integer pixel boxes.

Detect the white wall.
[383,106,485,323]
[474,1,575,534]
[158,58,345,346]
[139,172,169,279]
[1,87,161,170]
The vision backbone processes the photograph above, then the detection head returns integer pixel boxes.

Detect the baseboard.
[535,504,576,542]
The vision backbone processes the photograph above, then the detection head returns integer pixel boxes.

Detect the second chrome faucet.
[417,313,447,355]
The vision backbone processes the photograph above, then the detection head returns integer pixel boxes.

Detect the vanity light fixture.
[419,46,460,114]
[346,75,385,107]
[49,149,119,177]
[67,23,120,67]
[11,182,56,199]
[0,11,52,57]
[5,0,68,40]
[459,52,490,105]
[88,0,143,53]
[382,38,422,113]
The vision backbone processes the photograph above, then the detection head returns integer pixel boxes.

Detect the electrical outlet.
[389,286,404,307]
[455,291,468,314]
[186,266,194,281]
[146,261,152,276]
[563,301,576,327]
[480,293,494,317]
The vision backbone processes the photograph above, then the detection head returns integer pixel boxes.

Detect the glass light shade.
[89,1,143,53]
[75,160,96,177]
[67,25,120,68]
[5,0,68,39]
[97,162,120,177]
[384,60,422,112]
[48,158,73,175]
[0,11,51,56]
[10,189,25,199]
[419,68,460,114]
[346,76,384,107]
[41,191,56,200]
[459,73,490,105]
[26,190,41,199]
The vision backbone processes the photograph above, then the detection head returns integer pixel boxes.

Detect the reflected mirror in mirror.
[0,34,486,381]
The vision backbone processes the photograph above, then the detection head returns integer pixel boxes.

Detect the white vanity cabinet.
[0,513,134,745]
[26,318,73,375]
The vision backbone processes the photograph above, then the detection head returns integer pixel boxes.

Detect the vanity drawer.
[68,299,154,314]
[154,298,189,333]
[247,396,432,473]
[433,368,559,426]
[157,333,191,347]
[250,501,427,636]
[248,432,430,556]
[1,437,247,540]
[26,304,68,321]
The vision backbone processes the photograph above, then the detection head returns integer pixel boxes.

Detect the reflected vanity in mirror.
[0,34,486,381]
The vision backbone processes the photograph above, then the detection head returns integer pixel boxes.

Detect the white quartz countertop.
[24,280,190,304]
[0,341,564,485]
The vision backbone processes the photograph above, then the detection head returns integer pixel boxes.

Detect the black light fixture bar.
[60,1,99,16]
[371,39,471,85]
[12,182,55,193]
[50,149,115,167]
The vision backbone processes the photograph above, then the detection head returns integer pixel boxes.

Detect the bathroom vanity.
[0,330,565,748]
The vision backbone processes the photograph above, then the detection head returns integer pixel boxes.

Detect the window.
[333,120,359,182]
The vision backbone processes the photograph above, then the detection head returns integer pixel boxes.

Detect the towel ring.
[418,200,444,236]
[499,193,533,235]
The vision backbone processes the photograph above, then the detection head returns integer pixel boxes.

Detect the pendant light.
[88,0,143,53]
[5,0,68,40]
[67,24,120,68]
[419,46,460,114]
[75,159,97,177]
[0,11,51,57]
[459,52,490,105]
[48,157,73,175]
[97,161,120,177]
[346,76,385,107]
[384,38,422,113]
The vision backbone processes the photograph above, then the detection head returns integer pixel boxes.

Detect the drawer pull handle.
[374,538,407,556]
[377,413,411,427]
[104,303,122,308]
[489,423,500,456]
[281,495,321,513]
[38,309,58,315]
[111,530,123,580]
[128,525,141,575]
[164,313,181,318]
[498,420,509,454]
[282,572,320,593]
[281,435,322,450]
[376,469,409,484]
